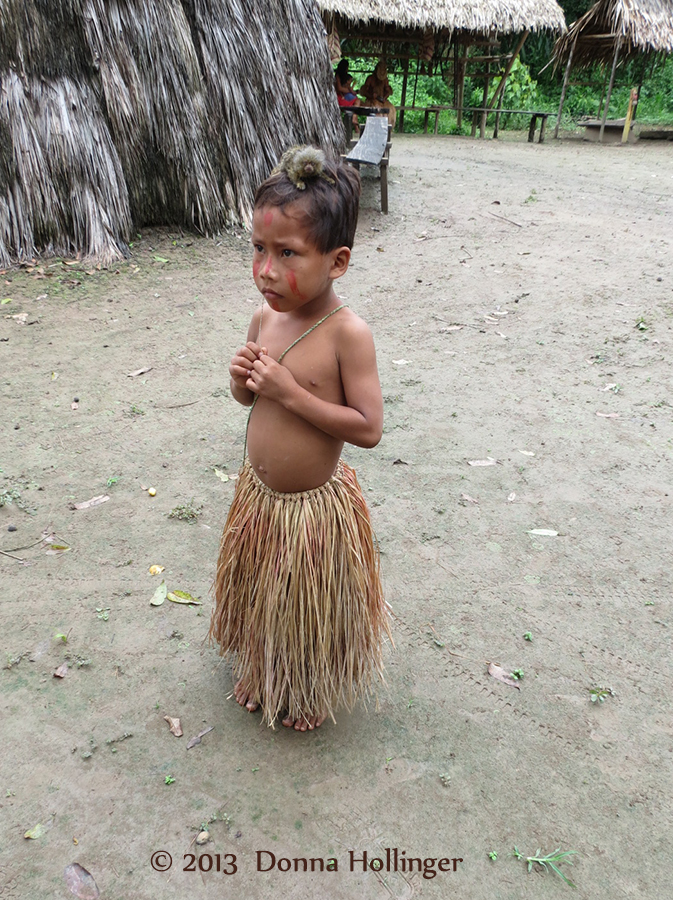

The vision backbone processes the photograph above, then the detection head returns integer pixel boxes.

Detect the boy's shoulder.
[335,306,374,342]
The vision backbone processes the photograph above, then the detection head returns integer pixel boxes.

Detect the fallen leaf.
[51,372,58,380]
[488,662,520,689]
[460,493,479,505]
[63,863,100,900]
[601,383,618,392]
[70,495,109,510]
[376,246,385,252]
[438,324,463,333]
[167,590,202,606]
[392,359,410,366]
[24,823,46,839]
[149,565,165,576]
[467,458,497,467]
[7,312,27,324]
[519,450,535,457]
[45,544,70,555]
[491,310,509,317]
[153,256,169,263]
[527,529,558,537]
[484,316,498,323]
[127,367,152,378]
[596,412,620,418]
[150,581,167,606]
[214,467,229,482]
[1,297,11,305]
[63,260,80,267]
[164,715,183,737]
[507,492,516,502]
[54,663,69,678]
[187,725,214,749]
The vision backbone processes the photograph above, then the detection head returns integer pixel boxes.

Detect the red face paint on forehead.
[263,210,274,227]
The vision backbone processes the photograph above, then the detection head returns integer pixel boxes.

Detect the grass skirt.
[210,459,390,726]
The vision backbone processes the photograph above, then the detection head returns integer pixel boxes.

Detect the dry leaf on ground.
[63,863,100,900]
[164,715,183,737]
[187,726,214,749]
[507,492,516,502]
[24,822,46,839]
[167,590,202,605]
[127,367,152,378]
[150,581,167,606]
[460,493,479,505]
[214,468,229,482]
[527,529,558,537]
[596,412,619,418]
[70,495,109,510]
[468,458,497,467]
[488,663,520,689]
[53,663,68,678]
[149,565,164,575]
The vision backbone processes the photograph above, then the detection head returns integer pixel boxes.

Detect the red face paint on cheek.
[252,260,260,279]
[287,271,306,300]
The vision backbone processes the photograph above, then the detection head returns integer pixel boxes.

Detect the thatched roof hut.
[0,0,343,267]
[319,0,567,34]
[553,0,673,69]
[551,1,673,140]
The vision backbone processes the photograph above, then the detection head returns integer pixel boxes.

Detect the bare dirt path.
[1,132,672,899]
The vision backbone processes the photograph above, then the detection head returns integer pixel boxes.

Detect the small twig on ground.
[489,211,523,228]
[0,548,25,561]
[160,398,205,409]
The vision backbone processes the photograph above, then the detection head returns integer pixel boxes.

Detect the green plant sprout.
[589,686,614,703]
[513,846,577,888]
[488,850,497,861]
[106,476,119,487]
[54,632,68,644]
[523,632,533,642]
[165,775,175,785]
[96,607,110,621]
[168,500,202,522]
[511,668,525,680]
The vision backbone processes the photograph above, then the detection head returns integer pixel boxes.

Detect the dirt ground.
[1,130,672,900]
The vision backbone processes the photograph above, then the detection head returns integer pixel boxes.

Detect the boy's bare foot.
[281,713,327,732]
[233,679,259,712]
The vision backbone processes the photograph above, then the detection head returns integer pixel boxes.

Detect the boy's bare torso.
[247,304,349,492]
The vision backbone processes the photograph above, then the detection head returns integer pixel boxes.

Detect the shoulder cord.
[242,304,347,461]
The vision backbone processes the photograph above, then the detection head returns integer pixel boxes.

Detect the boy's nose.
[262,255,275,278]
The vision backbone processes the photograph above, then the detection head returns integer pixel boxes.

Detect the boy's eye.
[253,244,263,253]
[281,249,294,258]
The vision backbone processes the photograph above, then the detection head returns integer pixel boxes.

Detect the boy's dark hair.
[254,148,361,253]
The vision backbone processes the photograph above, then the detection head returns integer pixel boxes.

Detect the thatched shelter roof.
[553,0,673,69]
[0,0,343,267]
[319,0,567,34]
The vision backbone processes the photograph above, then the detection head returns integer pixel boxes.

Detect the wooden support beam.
[555,32,577,138]
[487,31,529,111]
[399,57,409,133]
[622,88,638,142]
[600,39,621,143]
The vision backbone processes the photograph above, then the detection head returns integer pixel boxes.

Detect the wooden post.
[457,41,468,129]
[488,30,529,110]
[399,57,409,133]
[622,88,638,142]
[493,87,504,139]
[600,39,621,143]
[597,60,610,118]
[554,32,578,138]
[480,70,490,138]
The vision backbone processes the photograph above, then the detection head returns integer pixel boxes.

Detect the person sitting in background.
[360,59,396,127]
[334,59,360,134]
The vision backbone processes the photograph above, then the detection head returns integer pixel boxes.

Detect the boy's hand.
[246,353,298,403]
[230,341,265,390]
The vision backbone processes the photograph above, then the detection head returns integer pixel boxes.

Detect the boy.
[210,146,390,732]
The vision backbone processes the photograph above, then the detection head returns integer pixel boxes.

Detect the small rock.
[196,831,210,845]
[8,524,17,532]
[73,396,79,403]
[14,424,19,429]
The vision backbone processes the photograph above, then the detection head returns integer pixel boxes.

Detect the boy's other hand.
[246,353,297,403]
[230,341,264,389]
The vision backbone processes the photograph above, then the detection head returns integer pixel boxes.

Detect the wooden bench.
[342,114,392,214]
[397,105,555,143]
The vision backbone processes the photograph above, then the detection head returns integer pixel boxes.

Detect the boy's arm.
[230,309,263,407]
[246,317,383,448]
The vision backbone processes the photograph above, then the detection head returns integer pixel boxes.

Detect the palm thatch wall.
[319,0,567,33]
[0,0,343,267]
[553,0,673,69]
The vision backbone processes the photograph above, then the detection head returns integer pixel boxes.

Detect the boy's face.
[251,204,349,313]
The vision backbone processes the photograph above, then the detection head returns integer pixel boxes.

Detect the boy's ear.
[329,246,351,280]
